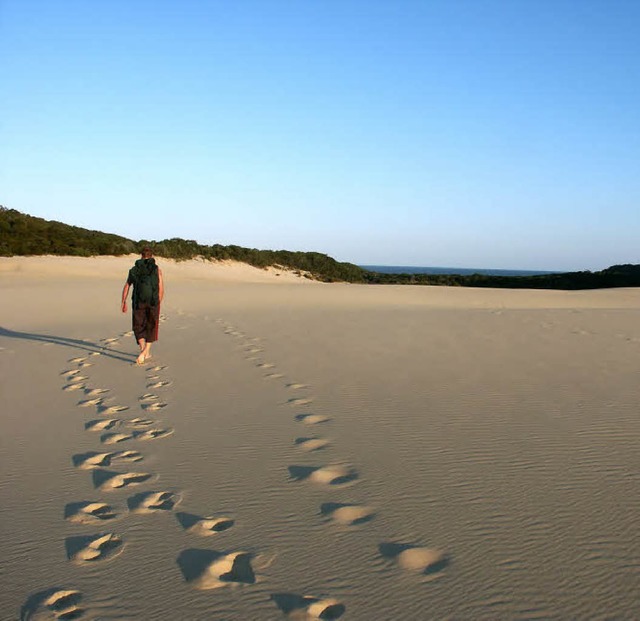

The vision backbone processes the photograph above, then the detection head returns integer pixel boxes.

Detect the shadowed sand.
[271,593,346,619]
[177,549,256,589]
[3,256,640,619]
[20,588,86,620]
[65,533,124,564]
[92,469,152,491]
[176,512,235,536]
[127,491,180,514]
[64,501,118,524]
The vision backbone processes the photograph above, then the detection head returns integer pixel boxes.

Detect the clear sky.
[2,0,639,270]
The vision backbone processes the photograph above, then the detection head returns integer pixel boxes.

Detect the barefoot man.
[121,248,164,365]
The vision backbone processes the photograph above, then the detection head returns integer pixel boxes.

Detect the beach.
[1,256,639,620]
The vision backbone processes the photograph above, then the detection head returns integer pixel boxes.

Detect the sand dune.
[2,256,639,619]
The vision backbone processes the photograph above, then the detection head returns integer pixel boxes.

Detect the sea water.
[360,265,560,277]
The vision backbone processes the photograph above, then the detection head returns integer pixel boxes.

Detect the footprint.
[295,437,330,452]
[112,450,144,464]
[142,402,167,412]
[147,374,160,380]
[295,414,330,425]
[288,397,313,406]
[60,369,81,377]
[78,362,93,369]
[264,373,284,379]
[148,365,167,372]
[320,503,375,526]
[65,501,118,524]
[147,380,172,389]
[65,533,124,564]
[101,338,119,345]
[256,363,275,369]
[378,543,449,577]
[68,357,88,363]
[271,593,346,619]
[77,398,103,408]
[176,512,235,536]
[288,464,358,486]
[85,419,120,432]
[73,452,116,470]
[310,465,358,486]
[126,418,155,428]
[286,383,309,390]
[177,549,256,589]
[67,374,88,383]
[63,383,86,392]
[73,450,142,469]
[133,428,174,441]
[84,388,109,396]
[139,393,160,402]
[93,469,152,491]
[99,405,130,415]
[21,588,86,620]
[127,491,180,513]
[100,432,133,445]
[89,352,101,357]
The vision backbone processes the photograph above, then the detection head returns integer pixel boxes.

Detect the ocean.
[360,265,561,277]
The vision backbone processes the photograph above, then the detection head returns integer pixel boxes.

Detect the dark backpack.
[131,258,159,307]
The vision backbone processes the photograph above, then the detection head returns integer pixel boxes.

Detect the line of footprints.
[23,315,448,620]
[22,320,344,620]
[214,317,451,616]
[24,328,180,619]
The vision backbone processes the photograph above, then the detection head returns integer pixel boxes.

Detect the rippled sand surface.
[1,257,639,619]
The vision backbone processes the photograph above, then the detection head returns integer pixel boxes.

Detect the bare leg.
[136,338,146,365]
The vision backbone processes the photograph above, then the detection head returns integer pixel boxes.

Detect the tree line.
[0,207,366,282]
[1,206,638,289]
[361,265,640,289]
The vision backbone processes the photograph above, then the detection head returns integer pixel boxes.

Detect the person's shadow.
[0,326,135,363]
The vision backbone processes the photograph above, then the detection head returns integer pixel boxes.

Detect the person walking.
[121,248,164,365]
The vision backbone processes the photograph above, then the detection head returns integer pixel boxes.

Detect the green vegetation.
[361,265,640,289]
[1,206,638,289]
[0,207,366,282]
[0,207,137,257]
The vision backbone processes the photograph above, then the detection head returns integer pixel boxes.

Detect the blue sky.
[2,0,638,270]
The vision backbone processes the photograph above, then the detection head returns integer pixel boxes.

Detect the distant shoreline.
[360,265,561,277]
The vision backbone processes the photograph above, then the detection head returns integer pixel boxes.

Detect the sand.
[1,256,639,620]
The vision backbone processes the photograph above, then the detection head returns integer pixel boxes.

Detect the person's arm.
[158,268,164,304]
[121,281,131,313]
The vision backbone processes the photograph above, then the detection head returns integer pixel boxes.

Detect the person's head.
[141,247,153,259]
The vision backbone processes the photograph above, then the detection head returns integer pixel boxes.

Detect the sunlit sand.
[2,256,639,619]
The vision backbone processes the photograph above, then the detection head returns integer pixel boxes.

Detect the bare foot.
[136,353,146,365]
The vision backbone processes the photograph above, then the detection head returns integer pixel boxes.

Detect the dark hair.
[141,247,153,259]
